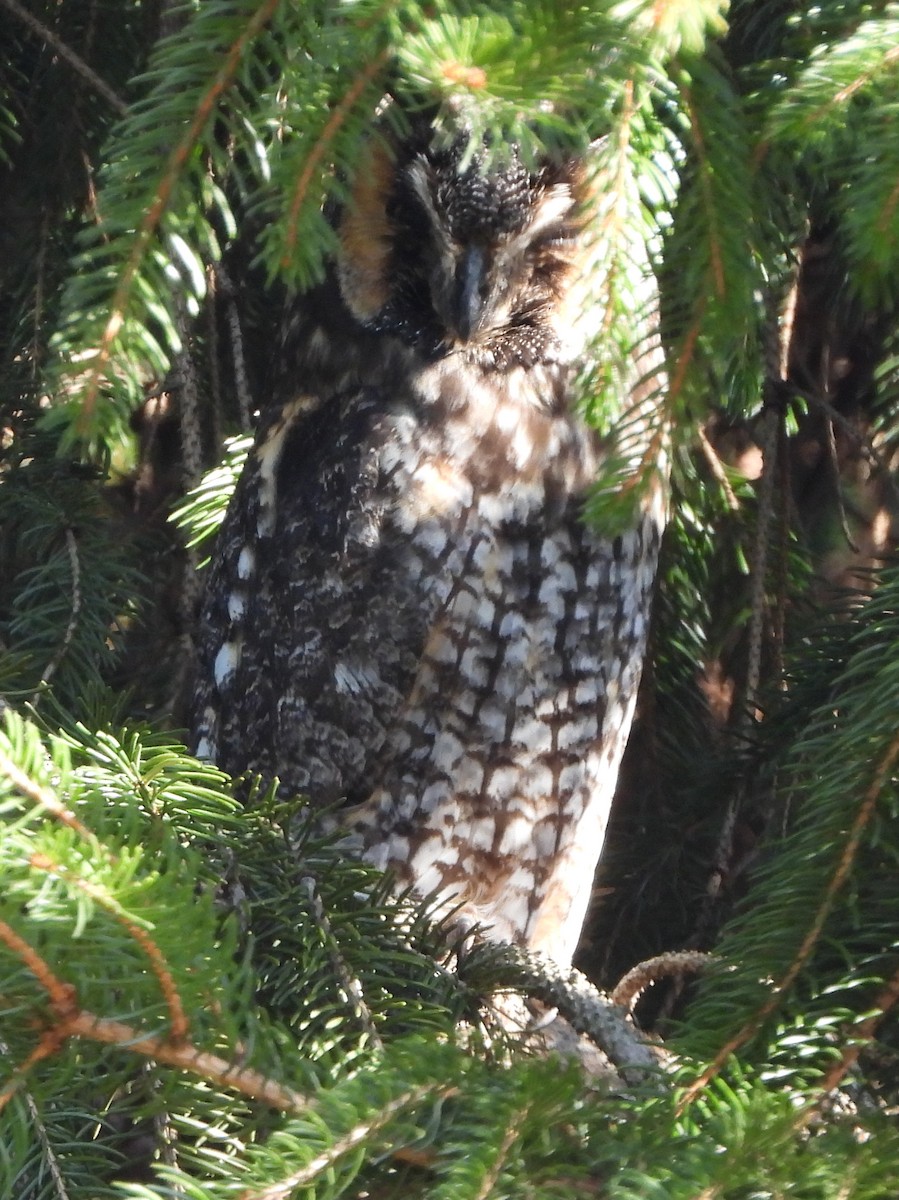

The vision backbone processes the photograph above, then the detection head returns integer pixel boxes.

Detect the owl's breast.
[350,369,662,961]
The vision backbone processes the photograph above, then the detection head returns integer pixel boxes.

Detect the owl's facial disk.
[337,133,585,364]
[407,151,581,349]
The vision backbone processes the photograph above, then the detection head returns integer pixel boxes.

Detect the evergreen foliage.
[2,0,899,1194]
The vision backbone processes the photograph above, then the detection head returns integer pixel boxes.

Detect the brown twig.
[0,914,307,1113]
[798,959,899,1124]
[0,0,127,115]
[803,388,899,509]
[679,727,899,1112]
[67,1010,307,1109]
[237,1082,457,1200]
[280,48,390,269]
[0,918,78,1017]
[33,527,81,707]
[0,751,93,842]
[667,305,705,408]
[611,951,716,1016]
[698,425,739,511]
[28,852,190,1044]
[77,0,282,435]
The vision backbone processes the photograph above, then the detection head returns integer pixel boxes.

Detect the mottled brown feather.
[193,120,665,968]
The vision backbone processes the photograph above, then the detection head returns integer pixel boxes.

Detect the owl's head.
[337,126,588,367]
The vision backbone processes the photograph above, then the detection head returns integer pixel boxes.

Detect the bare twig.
[237,1082,457,1200]
[216,263,253,433]
[698,425,740,511]
[679,726,899,1112]
[611,951,716,1016]
[0,0,127,115]
[804,387,899,508]
[33,528,82,706]
[301,875,383,1050]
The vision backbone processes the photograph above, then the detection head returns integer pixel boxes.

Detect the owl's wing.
[193,386,436,805]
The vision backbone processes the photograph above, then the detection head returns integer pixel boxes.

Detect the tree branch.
[0,0,127,115]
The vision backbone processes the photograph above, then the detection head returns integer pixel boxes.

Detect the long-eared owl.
[193,117,665,970]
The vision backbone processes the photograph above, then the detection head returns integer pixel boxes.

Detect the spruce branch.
[280,47,391,271]
[796,42,899,132]
[0,749,93,843]
[236,1081,457,1200]
[877,172,899,239]
[22,1088,73,1200]
[33,526,82,706]
[300,874,383,1051]
[49,1011,309,1112]
[680,725,899,1111]
[73,0,282,439]
[0,912,308,1115]
[681,83,726,300]
[802,958,899,1117]
[470,1102,531,1200]
[27,851,190,1045]
[666,303,704,407]
[0,0,128,116]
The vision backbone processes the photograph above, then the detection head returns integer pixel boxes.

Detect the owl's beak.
[451,244,488,342]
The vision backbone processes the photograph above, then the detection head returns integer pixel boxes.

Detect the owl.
[193,117,665,970]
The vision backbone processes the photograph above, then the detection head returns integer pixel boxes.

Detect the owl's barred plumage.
[193,119,665,968]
